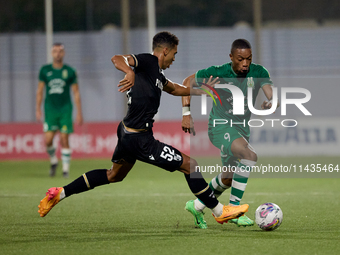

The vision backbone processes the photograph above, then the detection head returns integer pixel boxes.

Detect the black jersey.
[122,53,168,130]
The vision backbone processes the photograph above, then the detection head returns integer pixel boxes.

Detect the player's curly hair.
[231,39,251,53]
[152,31,179,50]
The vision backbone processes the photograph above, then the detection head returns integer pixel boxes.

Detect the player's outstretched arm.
[111,55,135,92]
[163,75,217,97]
[163,79,200,136]
[162,80,191,96]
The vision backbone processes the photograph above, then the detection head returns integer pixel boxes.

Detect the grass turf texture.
[0,157,339,255]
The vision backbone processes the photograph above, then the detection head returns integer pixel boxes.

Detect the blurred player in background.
[38,32,249,225]
[36,43,83,178]
[182,39,277,229]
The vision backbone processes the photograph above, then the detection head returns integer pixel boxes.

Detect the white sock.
[59,189,66,201]
[211,173,230,198]
[51,156,58,165]
[194,173,231,212]
[211,202,224,217]
[47,146,58,165]
[63,163,70,173]
[194,199,206,212]
[229,159,256,205]
[61,148,72,173]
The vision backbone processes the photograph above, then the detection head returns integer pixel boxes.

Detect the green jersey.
[39,64,78,113]
[195,62,272,137]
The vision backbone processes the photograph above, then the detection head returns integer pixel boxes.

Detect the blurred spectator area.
[0,0,340,31]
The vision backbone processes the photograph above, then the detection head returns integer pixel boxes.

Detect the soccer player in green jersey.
[36,43,83,178]
[182,39,277,229]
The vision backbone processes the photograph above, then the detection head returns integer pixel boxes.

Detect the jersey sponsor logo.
[174,154,182,161]
[126,89,132,105]
[61,125,68,132]
[155,79,163,90]
[48,78,66,94]
[47,71,53,77]
[62,69,68,79]
[247,77,255,89]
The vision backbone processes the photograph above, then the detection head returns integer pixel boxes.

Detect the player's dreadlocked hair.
[231,39,251,53]
[152,31,179,51]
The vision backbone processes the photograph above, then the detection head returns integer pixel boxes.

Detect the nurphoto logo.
[198,83,312,128]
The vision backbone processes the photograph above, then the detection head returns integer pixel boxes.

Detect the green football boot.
[185,200,208,229]
[229,214,254,227]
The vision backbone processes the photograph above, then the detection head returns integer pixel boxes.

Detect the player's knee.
[240,149,257,162]
[107,161,133,183]
[248,151,257,162]
[107,173,125,183]
[106,168,126,183]
[60,139,69,148]
[189,158,199,174]
[46,141,53,147]
[179,157,198,175]
[45,138,54,147]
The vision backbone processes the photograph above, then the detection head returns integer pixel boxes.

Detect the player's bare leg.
[187,138,255,228]
[199,141,255,226]
[45,131,58,177]
[60,133,71,178]
[223,170,254,226]
[229,137,257,205]
[227,137,256,226]
[192,169,233,210]
[45,131,56,147]
[180,153,248,227]
[107,160,134,183]
[230,137,257,161]
[38,161,134,217]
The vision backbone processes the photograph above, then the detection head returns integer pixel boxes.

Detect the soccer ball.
[255,203,283,231]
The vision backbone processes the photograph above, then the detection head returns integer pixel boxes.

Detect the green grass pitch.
[0,157,339,255]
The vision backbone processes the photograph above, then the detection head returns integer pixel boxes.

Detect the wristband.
[182,106,191,116]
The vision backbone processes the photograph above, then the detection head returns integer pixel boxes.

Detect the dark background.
[0,0,339,32]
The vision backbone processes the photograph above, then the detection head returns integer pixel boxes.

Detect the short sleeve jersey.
[195,62,272,137]
[39,64,78,113]
[123,53,168,130]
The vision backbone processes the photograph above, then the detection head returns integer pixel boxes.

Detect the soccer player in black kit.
[38,31,249,227]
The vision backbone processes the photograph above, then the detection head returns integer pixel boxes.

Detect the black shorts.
[111,122,184,172]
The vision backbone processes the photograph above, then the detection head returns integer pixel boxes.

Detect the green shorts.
[43,110,73,134]
[208,124,249,167]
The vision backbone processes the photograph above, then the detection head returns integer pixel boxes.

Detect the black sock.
[184,171,219,209]
[63,169,110,197]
